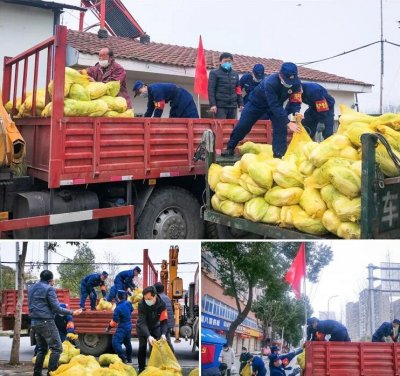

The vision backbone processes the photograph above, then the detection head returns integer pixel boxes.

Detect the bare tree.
[103,251,120,288]
[9,241,28,365]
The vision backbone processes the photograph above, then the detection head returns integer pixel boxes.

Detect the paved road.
[0,336,199,375]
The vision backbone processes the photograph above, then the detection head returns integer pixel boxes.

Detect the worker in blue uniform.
[240,64,265,105]
[133,81,199,118]
[289,82,335,140]
[222,62,302,158]
[269,354,287,376]
[107,266,141,303]
[307,317,351,342]
[372,319,400,342]
[245,353,267,376]
[106,290,133,363]
[79,271,108,310]
[268,345,303,368]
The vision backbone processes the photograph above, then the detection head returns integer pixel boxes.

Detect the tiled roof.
[67,30,371,87]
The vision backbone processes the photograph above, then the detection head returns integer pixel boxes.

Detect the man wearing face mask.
[219,344,235,376]
[85,47,132,109]
[239,347,250,373]
[136,285,169,373]
[28,270,82,376]
[239,64,266,106]
[222,62,302,158]
[132,81,199,118]
[208,52,243,119]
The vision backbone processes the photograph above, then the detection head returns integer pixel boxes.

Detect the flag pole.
[303,242,308,338]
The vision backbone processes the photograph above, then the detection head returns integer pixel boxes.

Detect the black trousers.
[138,326,162,371]
[216,107,237,119]
[32,320,62,376]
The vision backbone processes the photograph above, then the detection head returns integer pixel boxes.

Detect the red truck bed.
[305,341,400,376]
[1,288,70,330]
[16,117,271,189]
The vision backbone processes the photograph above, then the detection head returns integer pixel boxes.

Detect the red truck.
[304,341,400,376]
[1,249,158,356]
[0,25,271,239]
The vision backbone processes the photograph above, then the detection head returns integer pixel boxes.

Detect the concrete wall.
[0,2,55,90]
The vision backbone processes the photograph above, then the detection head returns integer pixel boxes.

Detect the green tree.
[57,243,96,296]
[203,242,332,345]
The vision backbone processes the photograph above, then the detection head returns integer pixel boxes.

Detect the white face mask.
[280,79,293,88]
[99,59,109,68]
[140,92,148,98]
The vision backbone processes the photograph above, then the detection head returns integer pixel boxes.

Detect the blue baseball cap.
[270,345,279,352]
[279,62,299,86]
[307,317,319,325]
[393,319,400,324]
[252,64,265,79]
[101,271,109,277]
[133,266,141,273]
[133,80,144,97]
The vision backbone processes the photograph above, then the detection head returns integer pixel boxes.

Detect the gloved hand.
[66,333,79,341]
[148,336,156,346]
[72,309,83,316]
[105,325,112,333]
[161,334,167,341]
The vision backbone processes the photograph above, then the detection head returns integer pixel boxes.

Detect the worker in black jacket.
[208,52,243,119]
[136,285,169,373]
[28,270,82,376]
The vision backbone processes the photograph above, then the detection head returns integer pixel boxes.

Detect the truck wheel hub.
[153,208,186,239]
[82,334,100,348]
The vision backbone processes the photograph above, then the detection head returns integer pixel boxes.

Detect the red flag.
[194,35,208,100]
[284,243,306,299]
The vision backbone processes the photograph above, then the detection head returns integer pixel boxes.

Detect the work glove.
[105,325,112,334]
[161,334,167,341]
[72,309,83,316]
[66,333,78,341]
[148,336,156,346]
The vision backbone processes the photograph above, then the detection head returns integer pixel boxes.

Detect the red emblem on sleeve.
[289,92,302,103]
[235,86,242,95]
[315,99,329,112]
[154,100,166,109]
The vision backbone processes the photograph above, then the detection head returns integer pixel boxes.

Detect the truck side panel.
[16,117,271,188]
[305,341,400,376]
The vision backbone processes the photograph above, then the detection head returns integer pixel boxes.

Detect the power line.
[0,261,199,266]
[297,41,381,66]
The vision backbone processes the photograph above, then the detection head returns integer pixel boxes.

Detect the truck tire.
[76,333,112,356]
[136,186,205,239]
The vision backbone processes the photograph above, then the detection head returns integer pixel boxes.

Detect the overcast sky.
[0,240,200,290]
[307,240,400,323]
[59,0,400,113]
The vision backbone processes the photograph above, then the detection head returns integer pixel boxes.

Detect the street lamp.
[327,295,339,320]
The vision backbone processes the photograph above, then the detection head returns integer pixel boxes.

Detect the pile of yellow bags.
[140,339,182,376]
[32,341,80,368]
[128,288,143,310]
[96,298,115,311]
[5,67,133,118]
[48,354,137,376]
[209,106,400,239]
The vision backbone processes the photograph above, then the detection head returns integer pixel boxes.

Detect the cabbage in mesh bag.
[248,161,273,189]
[64,98,108,117]
[86,82,108,99]
[215,183,252,203]
[100,96,127,113]
[105,81,121,97]
[322,209,342,236]
[264,186,303,207]
[299,188,327,219]
[273,161,304,188]
[243,197,269,222]
[261,205,281,224]
[208,164,223,191]
[292,209,328,235]
[337,222,360,239]
[68,84,90,101]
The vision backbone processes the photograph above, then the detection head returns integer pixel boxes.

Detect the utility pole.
[15,242,20,289]
[379,0,384,114]
[44,242,49,270]
[368,264,376,335]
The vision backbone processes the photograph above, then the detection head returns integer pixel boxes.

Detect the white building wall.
[0,3,55,87]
